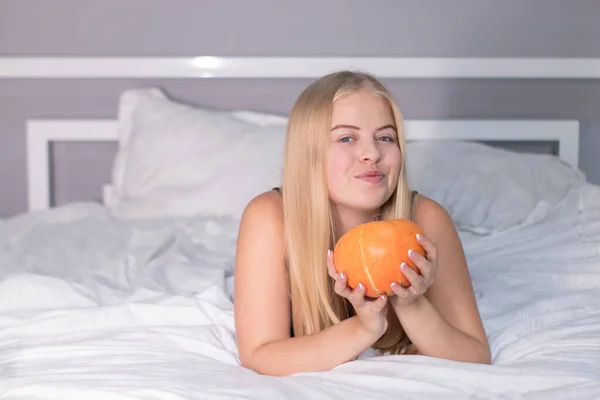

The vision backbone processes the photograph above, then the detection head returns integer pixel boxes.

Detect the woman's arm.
[390,196,492,364]
[247,315,377,376]
[234,192,381,376]
[393,295,491,364]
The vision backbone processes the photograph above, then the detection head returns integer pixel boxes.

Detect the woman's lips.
[356,169,384,184]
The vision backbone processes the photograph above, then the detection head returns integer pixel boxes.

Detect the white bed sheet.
[1,184,600,399]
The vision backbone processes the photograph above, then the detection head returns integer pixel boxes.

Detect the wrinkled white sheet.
[1,184,600,399]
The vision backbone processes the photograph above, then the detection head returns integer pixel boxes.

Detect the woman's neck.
[331,205,380,240]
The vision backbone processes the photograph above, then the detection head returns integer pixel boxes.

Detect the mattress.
[1,182,599,399]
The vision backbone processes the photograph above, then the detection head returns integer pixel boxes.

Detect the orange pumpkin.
[333,219,426,298]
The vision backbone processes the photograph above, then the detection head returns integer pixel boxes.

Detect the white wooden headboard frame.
[0,56,584,212]
[25,119,579,213]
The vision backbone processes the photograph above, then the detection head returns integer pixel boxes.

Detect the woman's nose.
[359,141,381,162]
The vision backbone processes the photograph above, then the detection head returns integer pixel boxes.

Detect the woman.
[233,71,491,376]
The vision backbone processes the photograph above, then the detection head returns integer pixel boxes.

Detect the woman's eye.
[339,136,353,143]
[378,136,394,142]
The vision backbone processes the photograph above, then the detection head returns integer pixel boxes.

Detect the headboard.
[7,56,584,212]
[26,118,579,213]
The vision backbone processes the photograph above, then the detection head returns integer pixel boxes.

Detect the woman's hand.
[326,250,389,339]
[389,234,438,310]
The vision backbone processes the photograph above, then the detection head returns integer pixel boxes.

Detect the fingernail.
[327,249,331,258]
[401,262,408,270]
[358,283,365,290]
[416,234,423,240]
[408,250,414,258]
[340,272,346,280]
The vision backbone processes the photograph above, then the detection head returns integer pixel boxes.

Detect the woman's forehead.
[331,92,394,127]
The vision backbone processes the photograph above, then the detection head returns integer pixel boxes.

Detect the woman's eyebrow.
[330,124,397,132]
[376,124,397,132]
[331,124,359,131]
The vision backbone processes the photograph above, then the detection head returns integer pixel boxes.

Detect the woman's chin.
[354,193,391,211]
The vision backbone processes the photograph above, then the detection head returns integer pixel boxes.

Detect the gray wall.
[1,0,599,218]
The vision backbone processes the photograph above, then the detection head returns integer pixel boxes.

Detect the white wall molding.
[2,56,600,79]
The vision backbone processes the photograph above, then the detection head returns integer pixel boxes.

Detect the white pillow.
[231,109,289,127]
[104,88,289,207]
[109,87,168,200]
[107,88,286,220]
[405,140,585,234]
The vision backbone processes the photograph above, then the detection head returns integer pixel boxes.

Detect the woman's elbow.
[482,350,493,365]
[239,349,261,374]
[239,346,288,377]
[474,341,492,365]
[240,359,289,377]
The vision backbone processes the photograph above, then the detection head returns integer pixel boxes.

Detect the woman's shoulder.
[411,192,456,238]
[235,188,287,281]
[243,188,283,213]
[239,189,284,236]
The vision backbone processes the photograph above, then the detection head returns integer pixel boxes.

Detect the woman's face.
[326,90,402,216]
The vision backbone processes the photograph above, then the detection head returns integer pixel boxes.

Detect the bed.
[1,57,600,399]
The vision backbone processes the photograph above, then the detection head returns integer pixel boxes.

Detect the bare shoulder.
[240,189,284,230]
[411,193,456,239]
[234,189,290,365]
[235,188,286,278]
[411,192,464,276]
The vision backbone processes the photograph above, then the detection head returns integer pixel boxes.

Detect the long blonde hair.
[281,70,417,356]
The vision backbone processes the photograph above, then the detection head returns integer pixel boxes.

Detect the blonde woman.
[234,71,491,376]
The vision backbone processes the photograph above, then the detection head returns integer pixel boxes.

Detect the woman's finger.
[416,234,437,261]
[370,294,388,312]
[408,284,423,296]
[390,282,411,298]
[334,272,352,298]
[326,250,338,279]
[408,250,433,282]
[349,283,367,307]
[401,263,428,294]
